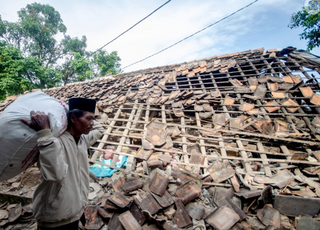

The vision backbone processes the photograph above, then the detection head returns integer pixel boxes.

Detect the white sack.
[0,91,68,181]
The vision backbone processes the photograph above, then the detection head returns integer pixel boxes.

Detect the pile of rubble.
[0,167,38,229]
[84,165,320,230]
[0,47,320,229]
[1,164,320,229]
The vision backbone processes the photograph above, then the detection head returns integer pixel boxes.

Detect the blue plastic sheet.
[89,155,127,177]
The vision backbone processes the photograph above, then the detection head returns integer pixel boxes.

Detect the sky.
[0,0,319,73]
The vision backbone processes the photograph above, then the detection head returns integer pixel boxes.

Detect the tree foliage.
[60,35,90,85]
[289,9,320,51]
[0,41,38,100]
[0,3,121,100]
[92,50,121,76]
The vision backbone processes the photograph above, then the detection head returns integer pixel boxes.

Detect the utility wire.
[122,0,258,70]
[91,0,171,56]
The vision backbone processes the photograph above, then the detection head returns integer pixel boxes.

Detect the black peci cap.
[68,98,96,113]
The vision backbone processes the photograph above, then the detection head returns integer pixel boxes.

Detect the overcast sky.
[1,0,319,73]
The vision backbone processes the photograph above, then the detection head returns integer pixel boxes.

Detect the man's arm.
[21,111,68,181]
[85,120,105,147]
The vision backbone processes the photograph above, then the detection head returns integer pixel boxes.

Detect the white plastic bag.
[0,91,68,181]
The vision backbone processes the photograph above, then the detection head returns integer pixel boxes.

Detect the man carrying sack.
[21,98,104,230]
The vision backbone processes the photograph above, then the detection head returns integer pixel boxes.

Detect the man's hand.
[21,111,50,131]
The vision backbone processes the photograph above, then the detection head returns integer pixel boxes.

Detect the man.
[21,98,104,230]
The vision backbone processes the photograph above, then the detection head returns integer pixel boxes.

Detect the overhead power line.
[91,0,171,56]
[122,0,258,70]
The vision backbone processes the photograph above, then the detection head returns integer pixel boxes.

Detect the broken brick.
[282,98,299,113]
[175,181,202,204]
[282,75,294,83]
[136,147,153,160]
[239,103,255,111]
[108,213,125,230]
[299,86,314,98]
[257,205,281,229]
[267,82,279,92]
[215,196,246,221]
[107,193,132,209]
[121,178,143,193]
[145,129,167,147]
[97,207,113,220]
[149,172,169,196]
[272,92,288,99]
[205,206,240,230]
[229,116,245,130]
[264,101,280,113]
[151,190,174,208]
[223,96,235,105]
[130,202,146,226]
[310,93,320,106]
[119,211,142,230]
[173,199,192,228]
[207,160,235,183]
[134,191,161,215]
[84,205,104,230]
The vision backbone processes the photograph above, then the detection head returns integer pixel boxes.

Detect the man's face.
[72,111,95,135]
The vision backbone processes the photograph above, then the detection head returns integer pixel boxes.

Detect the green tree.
[0,3,122,93]
[59,52,92,85]
[92,50,121,76]
[1,3,67,66]
[59,35,93,85]
[289,9,320,51]
[0,41,39,100]
[0,3,67,87]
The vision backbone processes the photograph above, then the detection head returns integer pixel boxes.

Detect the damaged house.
[0,47,320,229]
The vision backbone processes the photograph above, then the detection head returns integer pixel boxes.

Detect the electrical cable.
[122,0,258,70]
[91,0,171,56]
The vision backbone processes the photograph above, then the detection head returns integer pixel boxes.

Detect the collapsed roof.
[1,46,320,229]
[44,46,320,172]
